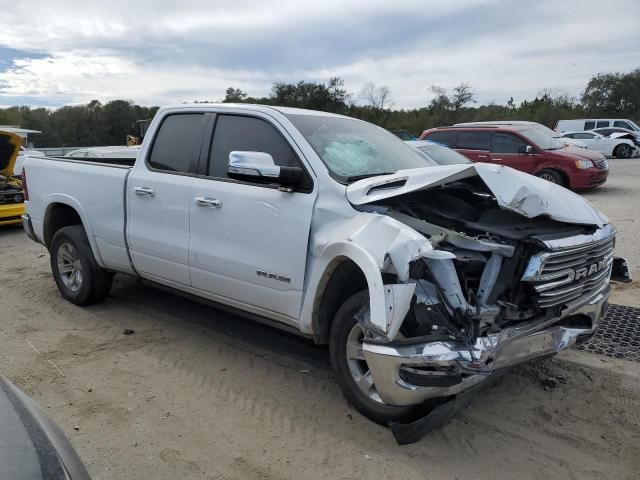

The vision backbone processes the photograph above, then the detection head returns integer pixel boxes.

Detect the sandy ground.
[1,159,639,479]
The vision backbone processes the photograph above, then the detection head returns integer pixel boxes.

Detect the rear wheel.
[50,226,113,305]
[536,169,564,186]
[329,291,416,425]
[614,144,632,159]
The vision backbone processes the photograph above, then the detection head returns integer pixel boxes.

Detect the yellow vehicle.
[0,130,24,226]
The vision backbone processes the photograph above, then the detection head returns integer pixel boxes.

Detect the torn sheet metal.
[345,163,605,227]
[356,284,416,341]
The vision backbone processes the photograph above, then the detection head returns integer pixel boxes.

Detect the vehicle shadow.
[100,274,332,371]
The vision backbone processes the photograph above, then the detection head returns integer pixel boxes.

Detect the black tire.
[50,225,113,306]
[614,144,632,159]
[536,169,565,186]
[329,290,416,425]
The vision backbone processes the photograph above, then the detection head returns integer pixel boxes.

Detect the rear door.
[188,113,316,322]
[489,132,536,173]
[127,112,209,286]
[454,131,491,163]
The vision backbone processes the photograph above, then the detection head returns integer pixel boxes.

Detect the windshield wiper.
[345,172,397,183]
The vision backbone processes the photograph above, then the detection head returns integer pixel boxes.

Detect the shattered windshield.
[285,114,433,182]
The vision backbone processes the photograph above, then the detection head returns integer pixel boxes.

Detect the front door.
[127,112,208,286]
[489,132,537,173]
[189,113,316,322]
[573,132,605,154]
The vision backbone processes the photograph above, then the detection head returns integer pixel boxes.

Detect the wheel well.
[314,258,368,344]
[538,168,569,188]
[614,143,629,156]
[43,203,83,248]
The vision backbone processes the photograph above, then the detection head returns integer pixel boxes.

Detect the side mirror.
[227,151,305,190]
[525,145,533,154]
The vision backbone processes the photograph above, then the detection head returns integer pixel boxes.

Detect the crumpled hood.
[0,131,22,177]
[346,163,605,227]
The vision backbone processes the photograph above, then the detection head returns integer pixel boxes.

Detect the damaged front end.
[346,164,628,410]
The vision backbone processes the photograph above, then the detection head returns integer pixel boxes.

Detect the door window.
[584,121,596,130]
[491,133,526,153]
[573,132,596,139]
[208,115,310,189]
[613,121,632,129]
[456,131,490,150]
[147,113,206,174]
[596,121,609,128]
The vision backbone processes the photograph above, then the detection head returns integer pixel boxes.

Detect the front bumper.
[572,169,608,190]
[363,287,610,406]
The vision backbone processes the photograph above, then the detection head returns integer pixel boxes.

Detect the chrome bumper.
[363,287,609,406]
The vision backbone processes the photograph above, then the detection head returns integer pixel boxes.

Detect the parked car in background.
[419,125,608,189]
[64,145,140,160]
[405,140,471,165]
[555,119,640,133]
[13,146,45,176]
[22,104,628,438]
[559,131,638,159]
[0,130,25,226]
[591,127,640,146]
[454,121,588,149]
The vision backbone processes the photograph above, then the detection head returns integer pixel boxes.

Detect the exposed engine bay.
[0,134,23,206]
[360,177,600,344]
[0,174,23,205]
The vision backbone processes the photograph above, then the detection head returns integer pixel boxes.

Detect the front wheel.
[536,169,565,186]
[50,225,113,306]
[329,291,416,425]
[615,144,632,159]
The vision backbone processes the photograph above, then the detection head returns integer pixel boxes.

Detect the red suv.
[419,126,608,190]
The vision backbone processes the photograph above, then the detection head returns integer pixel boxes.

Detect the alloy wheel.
[56,242,84,292]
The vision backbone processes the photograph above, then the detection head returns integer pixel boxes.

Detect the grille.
[522,234,615,309]
[0,189,24,205]
[593,158,608,170]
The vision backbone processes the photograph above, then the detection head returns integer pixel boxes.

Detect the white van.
[555,119,640,133]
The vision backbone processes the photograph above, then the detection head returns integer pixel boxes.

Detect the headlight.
[575,160,594,169]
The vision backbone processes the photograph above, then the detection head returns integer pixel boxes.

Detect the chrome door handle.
[195,197,222,208]
[493,158,503,161]
[478,155,489,159]
[134,186,155,197]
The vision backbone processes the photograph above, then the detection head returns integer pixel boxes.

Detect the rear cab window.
[147,113,207,174]
[457,131,490,150]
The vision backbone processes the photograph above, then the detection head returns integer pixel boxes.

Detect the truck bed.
[23,155,134,274]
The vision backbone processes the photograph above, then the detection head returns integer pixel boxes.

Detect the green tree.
[223,87,248,103]
[582,69,640,117]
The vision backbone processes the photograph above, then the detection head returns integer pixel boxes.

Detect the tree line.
[1,68,638,147]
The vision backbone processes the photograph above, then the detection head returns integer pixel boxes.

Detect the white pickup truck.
[22,104,630,437]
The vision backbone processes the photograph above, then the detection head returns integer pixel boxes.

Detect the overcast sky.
[1,0,639,109]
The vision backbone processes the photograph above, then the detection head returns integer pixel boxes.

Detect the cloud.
[0,0,638,108]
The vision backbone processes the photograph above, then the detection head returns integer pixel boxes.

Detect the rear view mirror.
[228,151,305,191]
